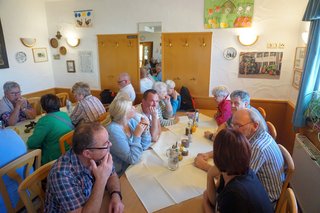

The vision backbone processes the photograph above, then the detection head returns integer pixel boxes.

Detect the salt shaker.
[66,99,72,114]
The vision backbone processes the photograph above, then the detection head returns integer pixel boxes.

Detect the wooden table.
[101,110,217,213]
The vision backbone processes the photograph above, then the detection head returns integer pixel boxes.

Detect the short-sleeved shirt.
[70,95,106,126]
[0,97,32,126]
[118,83,136,102]
[45,150,115,212]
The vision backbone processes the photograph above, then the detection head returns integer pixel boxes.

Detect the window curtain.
[293,0,320,128]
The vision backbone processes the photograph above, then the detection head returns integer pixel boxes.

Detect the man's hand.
[90,153,113,186]
[149,106,158,118]
[16,97,27,110]
[109,193,124,213]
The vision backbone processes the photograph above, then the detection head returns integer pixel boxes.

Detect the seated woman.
[0,128,30,212]
[27,94,74,164]
[165,80,181,115]
[211,86,232,126]
[70,82,106,126]
[153,82,178,126]
[0,81,36,126]
[106,94,151,176]
[203,129,273,213]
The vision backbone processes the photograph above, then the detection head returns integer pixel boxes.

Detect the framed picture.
[32,48,48,63]
[66,60,76,73]
[0,19,9,69]
[293,47,306,70]
[292,69,302,89]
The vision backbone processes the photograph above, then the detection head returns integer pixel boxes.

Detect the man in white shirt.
[135,89,161,142]
[140,67,154,93]
[117,72,136,102]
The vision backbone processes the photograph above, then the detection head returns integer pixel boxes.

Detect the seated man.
[135,89,161,142]
[203,90,268,141]
[45,122,124,213]
[117,72,136,102]
[195,109,284,204]
[0,81,36,126]
[139,67,154,93]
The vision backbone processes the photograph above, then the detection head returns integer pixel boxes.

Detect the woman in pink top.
[212,86,232,126]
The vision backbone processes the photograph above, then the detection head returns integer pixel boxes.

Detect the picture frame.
[0,19,9,69]
[32,48,48,63]
[293,47,306,70]
[292,69,302,89]
[66,60,76,73]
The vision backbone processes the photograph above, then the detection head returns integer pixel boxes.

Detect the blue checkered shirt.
[44,149,115,212]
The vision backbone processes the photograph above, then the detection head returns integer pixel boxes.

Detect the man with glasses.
[45,122,124,213]
[0,81,36,126]
[195,109,284,205]
[116,72,136,102]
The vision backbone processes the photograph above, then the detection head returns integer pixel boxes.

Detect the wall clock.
[15,51,27,63]
[223,47,237,60]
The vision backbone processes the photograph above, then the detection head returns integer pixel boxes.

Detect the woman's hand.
[134,122,148,137]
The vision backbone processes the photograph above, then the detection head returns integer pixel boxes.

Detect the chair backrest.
[277,188,298,213]
[275,144,295,213]
[18,160,56,213]
[257,106,267,120]
[0,149,41,213]
[27,97,42,115]
[267,121,277,139]
[56,92,69,107]
[59,130,74,154]
[97,112,108,123]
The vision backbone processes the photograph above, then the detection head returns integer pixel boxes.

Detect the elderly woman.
[165,80,181,115]
[211,86,232,126]
[0,81,36,126]
[153,82,178,126]
[27,94,74,164]
[70,82,106,126]
[106,94,151,176]
[203,129,273,213]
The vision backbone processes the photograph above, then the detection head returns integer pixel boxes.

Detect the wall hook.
[185,40,189,47]
[201,38,206,47]
[115,42,119,48]
[168,40,173,47]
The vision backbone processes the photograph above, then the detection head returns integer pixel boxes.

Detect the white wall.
[1,0,309,104]
[0,0,54,96]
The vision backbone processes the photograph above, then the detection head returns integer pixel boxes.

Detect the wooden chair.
[267,121,277,140]
[0,149,41,213]
[56,92,69,107]
[275,144,295,213]
[59,130,74,154]
[27,97,42,115]
[97,112,108,124]
[18,160,56,213]
[257,106,267,120]
[277,188,298,213]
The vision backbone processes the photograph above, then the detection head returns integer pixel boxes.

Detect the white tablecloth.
[125,113,217,212]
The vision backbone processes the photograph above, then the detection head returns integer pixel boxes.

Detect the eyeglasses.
[231,122,253,129]
[10,91,22,96]
[86,140,111,150]
[117,80,126,84]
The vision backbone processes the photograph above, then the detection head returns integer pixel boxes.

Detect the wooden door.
[162,32,212,97]
[97,34,139,92]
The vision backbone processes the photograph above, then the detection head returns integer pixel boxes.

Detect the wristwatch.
[110,191,122,200]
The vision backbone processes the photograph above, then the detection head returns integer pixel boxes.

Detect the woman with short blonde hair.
[106,93,151,176]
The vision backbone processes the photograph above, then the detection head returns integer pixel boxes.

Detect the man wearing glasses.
[194,109,284,205]
[116,72,136,102]
[45,122,124,213]
[0,81,36,126]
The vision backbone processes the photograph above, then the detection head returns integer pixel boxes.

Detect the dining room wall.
[0,0,308,105]
[0,0,55,96]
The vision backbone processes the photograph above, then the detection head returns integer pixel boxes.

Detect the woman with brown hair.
[203,128,273,213]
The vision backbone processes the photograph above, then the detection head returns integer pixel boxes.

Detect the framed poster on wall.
[294,47,306,70]
[292,69,302,89]
[0,19,9,69]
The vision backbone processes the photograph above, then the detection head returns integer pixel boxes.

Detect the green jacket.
[27,111,73,164]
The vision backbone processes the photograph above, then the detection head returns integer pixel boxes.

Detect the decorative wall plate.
[59,46,67,55]
[50,38,58,48]
[15,51,27,63]
[223,47,237,60]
